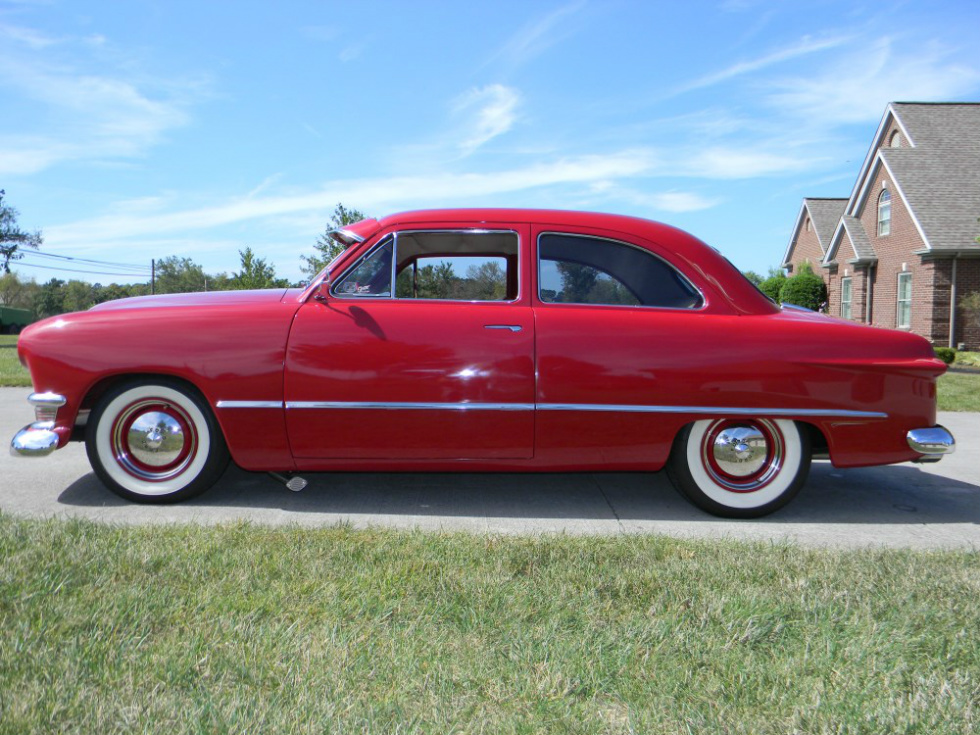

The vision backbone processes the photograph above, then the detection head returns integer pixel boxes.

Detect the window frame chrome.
[330,228,523,304]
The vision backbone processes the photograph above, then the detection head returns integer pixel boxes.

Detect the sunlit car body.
[11,209,954,517]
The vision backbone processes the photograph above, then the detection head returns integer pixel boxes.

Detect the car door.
[531,226,716,466]
[284,225,534,459]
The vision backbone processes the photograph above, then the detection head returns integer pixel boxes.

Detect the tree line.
[0,200,366,319]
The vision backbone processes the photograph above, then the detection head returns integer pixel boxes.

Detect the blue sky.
[2,0,979,285]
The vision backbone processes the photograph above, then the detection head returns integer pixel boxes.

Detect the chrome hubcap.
[711,425,768,477]
[702,419,784,493]
[127,411,185,467]
[111,400,197,481]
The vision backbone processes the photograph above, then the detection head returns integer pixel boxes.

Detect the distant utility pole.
[151,259,155,295]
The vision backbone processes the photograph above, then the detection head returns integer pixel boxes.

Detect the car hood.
[88,288,302,311]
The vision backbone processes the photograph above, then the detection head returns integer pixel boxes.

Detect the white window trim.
[897,272,912,329]
[840,277,852,320]
[877,190,891,237]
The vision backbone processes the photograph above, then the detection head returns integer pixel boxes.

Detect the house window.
[897,272,912,329]
[889,131,901,148]
[877,190,891,236]
[840,277,852,320]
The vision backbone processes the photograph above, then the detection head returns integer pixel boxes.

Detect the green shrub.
[779,263,827,312]
[934,347,956,364]
[759,272,787,301]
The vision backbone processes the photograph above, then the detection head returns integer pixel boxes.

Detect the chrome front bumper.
[907,425,956,463]
[10,392,67,458]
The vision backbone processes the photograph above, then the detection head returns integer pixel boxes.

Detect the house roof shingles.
[884,103,980,253]
[805,198,848,253]
[840,216,875,261]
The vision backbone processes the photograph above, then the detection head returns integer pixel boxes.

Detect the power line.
[11,262,152,278]
[18,250,151,273]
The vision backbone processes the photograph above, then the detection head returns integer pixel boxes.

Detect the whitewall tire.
[86,380,230,503]
[666,418,810,518]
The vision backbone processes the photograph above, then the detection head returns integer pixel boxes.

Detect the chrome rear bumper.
[907,425,956,463]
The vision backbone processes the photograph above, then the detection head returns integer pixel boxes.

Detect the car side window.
[332,238,393,297]
[333,230,519,301]
[538,233,703,309]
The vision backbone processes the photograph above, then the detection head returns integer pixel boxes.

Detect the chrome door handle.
[484,324,522,332]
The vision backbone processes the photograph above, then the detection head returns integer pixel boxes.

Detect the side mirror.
[314,276,331,302]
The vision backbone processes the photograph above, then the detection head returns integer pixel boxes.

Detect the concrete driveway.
[2,387,977,548]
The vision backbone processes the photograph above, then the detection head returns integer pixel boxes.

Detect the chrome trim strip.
[286,401,535,411]
[216,401,284,409]
[330,228,523,303]
[484,324,523,332]
[536,403,888,419]
[330,227,365,245]
[258,400,889,419]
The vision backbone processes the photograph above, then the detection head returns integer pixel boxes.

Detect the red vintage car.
[11,209,955,517]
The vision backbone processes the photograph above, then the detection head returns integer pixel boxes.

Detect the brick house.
[782,102,980,349]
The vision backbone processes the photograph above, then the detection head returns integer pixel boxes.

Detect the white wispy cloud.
[45,150,658,250]
[681,147,823,179]
[766,37,980,124]
[454,84,521,155]
[672,34,852,95]
[0,22,200,176]
[483,0,587,72]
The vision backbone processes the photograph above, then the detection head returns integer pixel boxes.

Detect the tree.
[0,190,43,273]
[463,260,507,300]
[960,291,980,332]
[62,280,96,313]
[759,266,788,302]
[154,256,210,294]
[300,203,369,278]
[1,271,30,308]
[33,279,66,318]
[779,261,827,311]
[229,247,289,290]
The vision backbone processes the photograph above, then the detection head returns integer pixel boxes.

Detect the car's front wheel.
[666,418,811,518]
[86,379,230,503]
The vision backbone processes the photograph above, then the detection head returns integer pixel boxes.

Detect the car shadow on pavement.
[56,460,980,525]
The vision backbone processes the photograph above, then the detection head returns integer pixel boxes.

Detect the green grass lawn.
[1,515,977,734]
[937,371,980,412]
[0,335,31,387]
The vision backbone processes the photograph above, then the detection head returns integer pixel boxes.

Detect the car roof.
[350,209,777,315]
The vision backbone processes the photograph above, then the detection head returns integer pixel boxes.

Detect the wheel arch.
[74,372,225,443]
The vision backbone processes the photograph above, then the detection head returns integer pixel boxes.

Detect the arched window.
[877,189,891,236]
[889,131,901,148]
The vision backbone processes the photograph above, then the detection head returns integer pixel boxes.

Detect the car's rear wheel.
[666,418,810,518]
[86,379,230,503]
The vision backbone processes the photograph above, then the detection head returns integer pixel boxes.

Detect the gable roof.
[823,102,980,265]
[781,198,847,266]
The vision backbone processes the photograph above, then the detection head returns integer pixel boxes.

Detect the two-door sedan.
[11,209,955,517]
